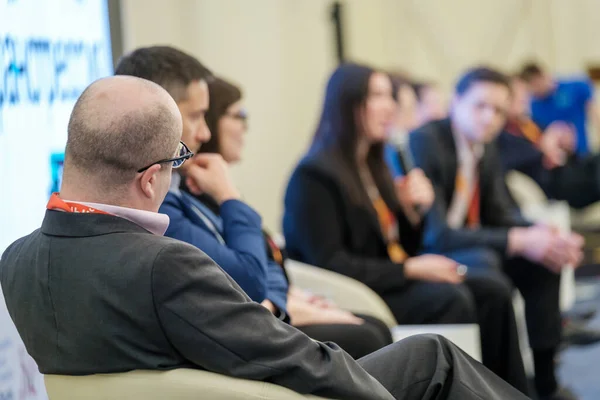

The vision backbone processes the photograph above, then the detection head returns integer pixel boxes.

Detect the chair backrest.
[505,171,575,313]
[505,170,549,207]
[44,369,333,400]
[285,260,398,327]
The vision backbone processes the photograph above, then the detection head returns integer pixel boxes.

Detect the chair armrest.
[45,369,333,400]
[505,170,549,207]
[285,260,398,327]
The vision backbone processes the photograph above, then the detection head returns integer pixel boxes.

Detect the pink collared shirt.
[64,200,170,236]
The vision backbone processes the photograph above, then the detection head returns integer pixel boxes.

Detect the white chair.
[44,369,332,400]
[505,170,576,312]
[505,171,577,375]
[286,259,482,361]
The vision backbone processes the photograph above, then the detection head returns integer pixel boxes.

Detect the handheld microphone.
[389,130,416,175]
[389,131,424,215]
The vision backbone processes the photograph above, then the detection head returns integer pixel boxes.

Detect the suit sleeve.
[481,143,531,228]
[160,195,268,302]
[152,242,394,400]
[496,131,544,173]
[283,167,407,293]
[265,260,289,314]
[410,130,518,254]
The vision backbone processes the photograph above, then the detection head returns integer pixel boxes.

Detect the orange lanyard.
[46,193,110,215]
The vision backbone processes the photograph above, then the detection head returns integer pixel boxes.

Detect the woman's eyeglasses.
[137,141,194,173]
[224,109,248,122]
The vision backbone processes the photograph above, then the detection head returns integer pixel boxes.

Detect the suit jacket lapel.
[180,192,225,235]
[436,120,459,202]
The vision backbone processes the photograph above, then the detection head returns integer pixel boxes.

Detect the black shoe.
[561,320,600,347]
[539,387,578,400]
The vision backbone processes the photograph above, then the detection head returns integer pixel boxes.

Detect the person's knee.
[442,284,477,323]
[362,316,393,346]
[475,275,514,304]
[397,333,454,356]
[362,330,392,355]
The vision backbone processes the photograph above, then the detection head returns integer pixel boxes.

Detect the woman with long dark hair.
[165,76,394,359]
[282,63,529,394]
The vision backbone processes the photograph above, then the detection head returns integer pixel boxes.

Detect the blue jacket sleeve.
[265,261,289,314]
[160,194,268,302]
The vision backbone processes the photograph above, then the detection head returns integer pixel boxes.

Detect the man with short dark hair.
[116,46,214,157]
[0,55,529,399]
[520,62,598,155]
[410,67,584,400]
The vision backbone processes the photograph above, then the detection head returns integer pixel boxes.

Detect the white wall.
[120,0,600,231]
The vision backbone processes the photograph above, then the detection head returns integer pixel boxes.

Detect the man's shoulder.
[1,229,42,264]
[410,119,451,153]
[127,231,207,257]
[1,224,206,268]
[411,119,450,141]
[292,151,341,186]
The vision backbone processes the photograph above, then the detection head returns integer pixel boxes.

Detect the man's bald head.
[64,76,182,196]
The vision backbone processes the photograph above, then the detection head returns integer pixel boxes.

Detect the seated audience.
[520,62,598,155]
[0,63,529,400]
[412,81,448,125]
[159,71,393,358]
[498,75,600,209]
[283,62,529,394]
[409,66,584,400]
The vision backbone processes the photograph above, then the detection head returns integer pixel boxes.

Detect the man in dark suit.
[0,57,528,399]
[410,67,584,400]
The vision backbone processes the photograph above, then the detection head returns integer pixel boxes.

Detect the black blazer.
[496,130,551,190]
[409,119,530,254]
[0,210,394,400]
[283,151,423,295]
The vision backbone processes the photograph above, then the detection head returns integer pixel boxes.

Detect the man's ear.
[139,164,163,199]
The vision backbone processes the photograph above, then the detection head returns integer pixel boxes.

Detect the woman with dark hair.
[282,63,529,394]
[163,76,393,359]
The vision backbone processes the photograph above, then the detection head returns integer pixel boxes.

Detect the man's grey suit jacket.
[0,210,393,400]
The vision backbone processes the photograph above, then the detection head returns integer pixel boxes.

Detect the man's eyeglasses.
[137,141,194,173]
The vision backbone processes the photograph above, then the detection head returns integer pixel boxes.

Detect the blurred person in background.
[283,63,529,395]
[410,66,584,400]
[499,75,600,210]
[171,75,394,359]
[385,73,420,177]
[520,62,599,156]
[412,81,448,125]
[498,76,600,347]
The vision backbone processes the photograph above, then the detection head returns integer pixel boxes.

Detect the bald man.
[0,76,528,400]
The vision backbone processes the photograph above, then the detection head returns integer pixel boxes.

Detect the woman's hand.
[287,293,363,327]
[394,169,434,224]
[404,255,465,284]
